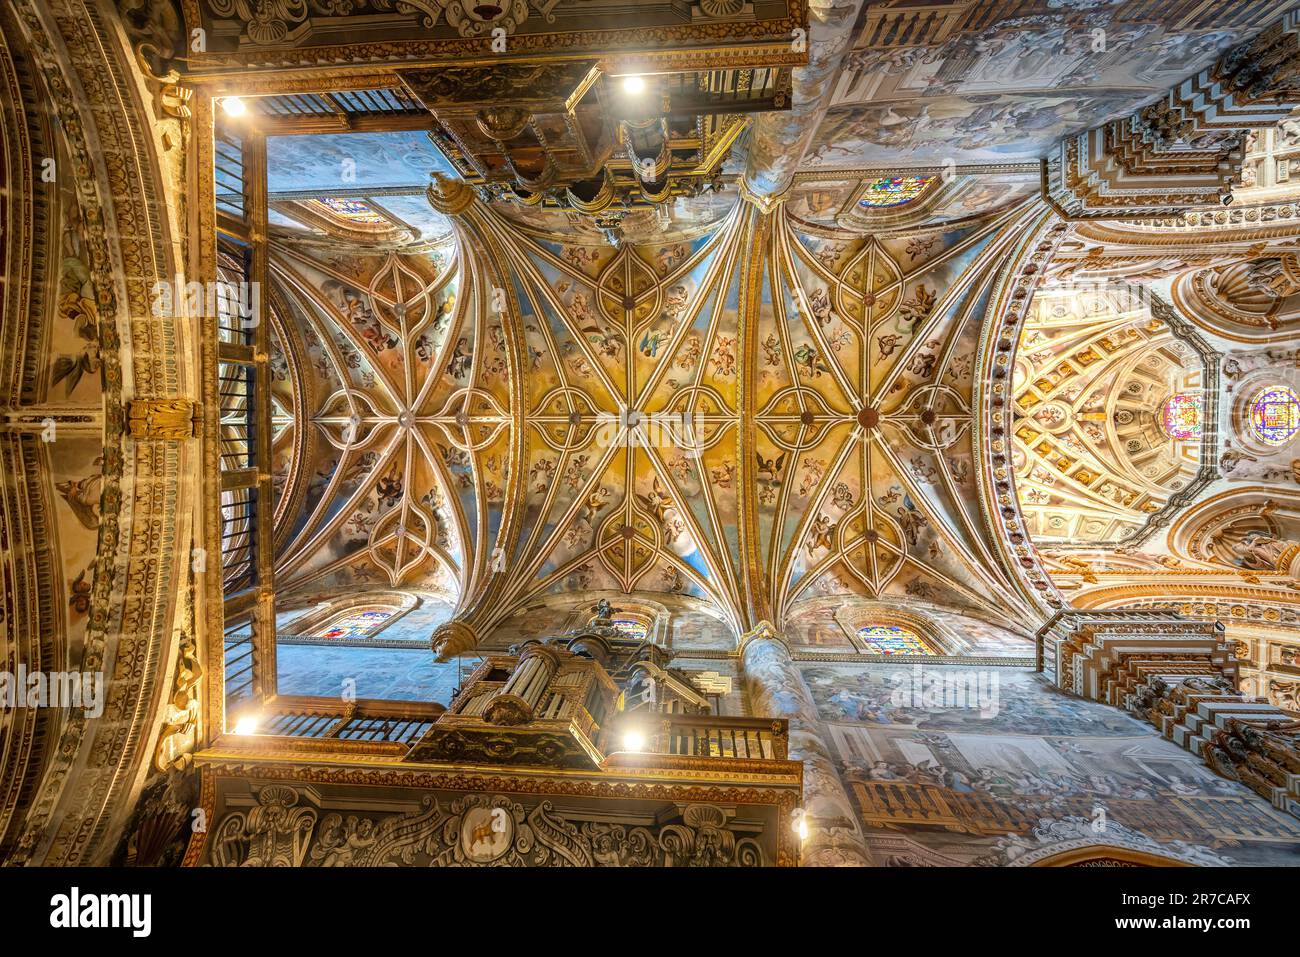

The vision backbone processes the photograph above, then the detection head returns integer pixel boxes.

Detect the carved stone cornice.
[1045,13,1300,220]
[1037,609,1300,821]
[188,770,798,867]
[178,1,807,77]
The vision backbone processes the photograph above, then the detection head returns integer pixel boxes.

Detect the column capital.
[431,619,479,662]
[737,620,787,659]
[425,172,476,216]
[736,174,789,215]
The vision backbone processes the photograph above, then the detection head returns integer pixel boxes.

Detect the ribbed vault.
[270,190,1047,645]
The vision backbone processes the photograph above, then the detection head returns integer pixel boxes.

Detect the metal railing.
[223,624,256,708]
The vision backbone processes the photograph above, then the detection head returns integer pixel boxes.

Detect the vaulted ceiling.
[1012,283,1212,547]
[106,0,1300,667]
[13,0,1300,872]
[268,190,1050,637]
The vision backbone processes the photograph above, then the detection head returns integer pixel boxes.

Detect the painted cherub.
[638,478,674,524]
[807,287,835,326]
[710,336,737,376]
[761,333,782,366]
[806,514,836,553]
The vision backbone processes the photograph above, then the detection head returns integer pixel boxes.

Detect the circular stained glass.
[1159,393,1202,441]
[1249,385,1300,447]
[857,624,935,656]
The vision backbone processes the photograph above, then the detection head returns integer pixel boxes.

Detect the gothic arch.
[0,0,197,864]
[1169,486,1300,574]
[278,590,422,644]
[785,595,962,656]
[1026,846,1192,867]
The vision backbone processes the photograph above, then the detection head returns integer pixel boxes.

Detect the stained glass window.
[858,176,936,209]
[610,617,649,642]
[317,609,393,641]
[315,197,388,226]
[857,624,935,655]
[1160,393,1202,441]
[1249,386,1300,446]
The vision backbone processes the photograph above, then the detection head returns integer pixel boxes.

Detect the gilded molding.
[127,398,200,439]
[6,0,193,865]
[737,172,789,213]
[431,619,480,661]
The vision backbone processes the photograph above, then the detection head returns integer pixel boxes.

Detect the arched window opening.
[857,624,936,656]
[315,609,394,642]
[610,617,650,642]
[314,196,387,226]
[858,175,936,209]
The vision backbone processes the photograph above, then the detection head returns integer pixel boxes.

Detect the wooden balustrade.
[230,693,791,770]
[244,696,445,745]
[644,715,788,761]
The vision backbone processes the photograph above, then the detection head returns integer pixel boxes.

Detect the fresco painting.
[809,5,1253,166]
[802,664,1300,866]
[277,645,465,703]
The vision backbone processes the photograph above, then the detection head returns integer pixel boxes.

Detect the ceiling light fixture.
[622,729,646,752]
[622,75,646,95]
[221,96,247,118]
